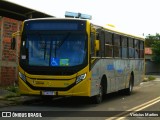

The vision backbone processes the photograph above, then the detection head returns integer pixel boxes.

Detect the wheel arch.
[131,71,134,86]
[101,74,107,95]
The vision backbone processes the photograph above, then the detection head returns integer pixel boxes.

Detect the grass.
[148,76,156,81]
[6,86,19,93]
[0,86,22,107]
[143,75,156,82]
[4,86,20,99]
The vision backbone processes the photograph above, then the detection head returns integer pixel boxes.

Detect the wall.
[145,48,160,74]
[145,60,160,74]
[0,17,21,86]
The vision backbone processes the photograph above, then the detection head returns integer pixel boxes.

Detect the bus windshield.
[24,31,87,67]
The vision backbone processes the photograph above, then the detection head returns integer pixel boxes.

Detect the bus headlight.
[76,73,86,84]
[19,72,26,82]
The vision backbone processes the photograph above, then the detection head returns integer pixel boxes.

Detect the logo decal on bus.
[107,64,114,71]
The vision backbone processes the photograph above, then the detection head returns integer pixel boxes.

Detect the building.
[0,17,21,86]
[0,0,53,86]
[145,47,160,74]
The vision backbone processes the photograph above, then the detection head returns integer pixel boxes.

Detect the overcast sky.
[7,0,160,36]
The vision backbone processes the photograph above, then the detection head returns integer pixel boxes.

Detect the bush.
[148,76,156,81]
[6,86,19,93]
[5,86,20,99]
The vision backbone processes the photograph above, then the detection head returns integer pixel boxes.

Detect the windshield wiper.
[56,32,70,48]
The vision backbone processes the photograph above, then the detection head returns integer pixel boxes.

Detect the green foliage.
[145,33,160,40]
[145,33,160,47]
[145,33,160,63]
[143,76,156,82]
[6,86,19,93]
[151,40,160,63]
[4,86,20,99]
[148,76,156,81]
[5,93,20,99]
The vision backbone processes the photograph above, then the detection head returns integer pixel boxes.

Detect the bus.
[11,17,145,104]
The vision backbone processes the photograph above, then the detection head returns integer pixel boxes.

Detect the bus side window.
[113,34,121,58]
[98,30,105,57]
[140,41,144,58]
[128,38,134,58]
[90,32,95,57]
[134,39,140,58]
[95,33,100,57]
[105,32,113,57]
[121,36,128,58]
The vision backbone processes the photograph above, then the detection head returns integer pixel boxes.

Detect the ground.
[0,75,159,108]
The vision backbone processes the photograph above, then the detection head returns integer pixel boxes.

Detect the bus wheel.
[92,85,103,104]
[125,74,133,95]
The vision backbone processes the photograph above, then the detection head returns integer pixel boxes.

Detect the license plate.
[43,91,54,95]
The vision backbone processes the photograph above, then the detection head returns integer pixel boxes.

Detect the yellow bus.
[11,17,145,104]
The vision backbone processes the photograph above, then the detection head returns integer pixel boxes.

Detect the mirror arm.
[12,31,21,38]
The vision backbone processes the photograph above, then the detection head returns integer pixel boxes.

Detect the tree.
[145,33,160,47]
[151,40,160,63]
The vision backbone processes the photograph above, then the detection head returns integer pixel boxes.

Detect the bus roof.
[24,17,88,22]
[94,24,145,41]
[105,26,144,40]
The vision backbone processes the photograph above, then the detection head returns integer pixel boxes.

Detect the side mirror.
[95,40,99,51]
[11,37,16,50]
[10,31,21,50]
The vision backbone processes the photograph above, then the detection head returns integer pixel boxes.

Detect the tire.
[92,84,103,104]
[125,74,133,95]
